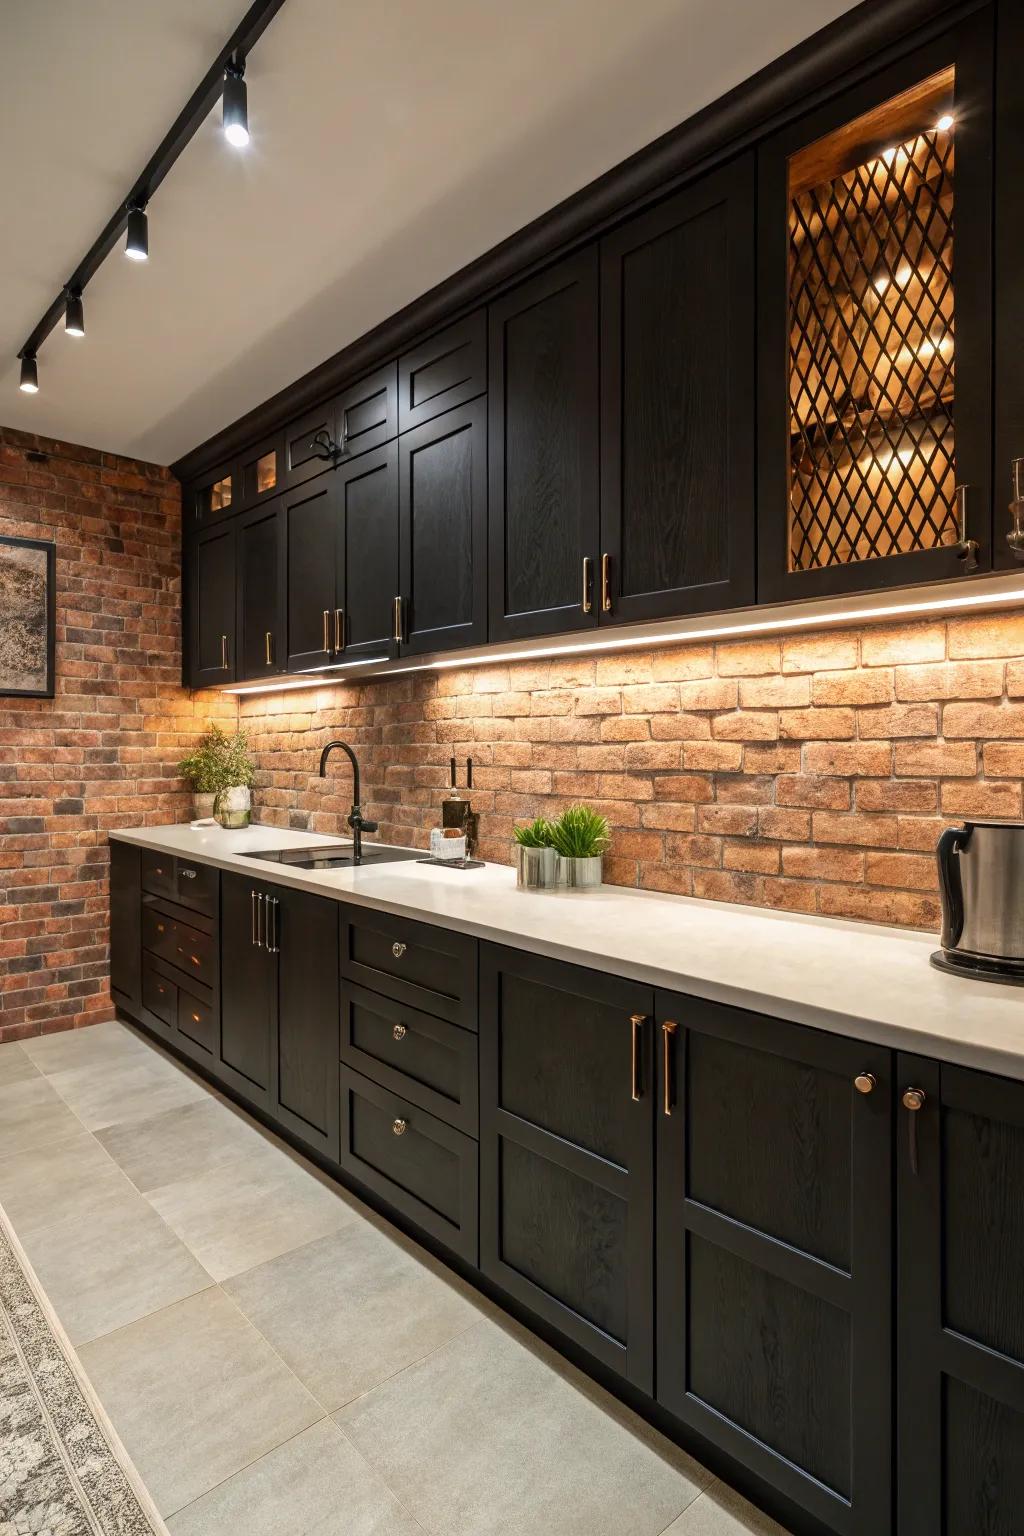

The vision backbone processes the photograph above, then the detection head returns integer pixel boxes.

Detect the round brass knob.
[392,1024,407,1042]
[392,1118,407,1137]
[854,1072,876,1095]
[902,1087,926,1112]
[392,942,406,959]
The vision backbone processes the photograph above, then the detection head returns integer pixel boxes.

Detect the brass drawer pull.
[630,1013,645,1102]
[264,630,274,666]
[391,941,406,959]
[392,1023,407,1041]
[392,596,403,645]
[662,1020,678,1116]
[334,608,345,652]
[581,556,593,615]
[600,553,612,614]
[902,1086,926,1175]
[392,1117,407,1137]
[322,609,331,653]
[220,633,229,669]
[854,1072,876,1094]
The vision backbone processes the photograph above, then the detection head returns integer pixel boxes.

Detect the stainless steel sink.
[241,843,421,871]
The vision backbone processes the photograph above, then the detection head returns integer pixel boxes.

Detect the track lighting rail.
[15,0,286,380]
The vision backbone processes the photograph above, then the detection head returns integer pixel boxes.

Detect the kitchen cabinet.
[488,250,600,641]
[897,1055,1024,1536]
[190,459,237,529]
[994,0,1024,571]
[219,872,276,1111]
[398,312,486,433]
[109,840,141,1012]
[190,522,236,687]
[238,431,283,510]
[236,499,286,681]
[283,363,399,492]
[284,475,339,672]
[757,12,994,602]
[479,944,655,1391]
[657,990,892,1536]
[397,398,487,655]
[599,155,756,625]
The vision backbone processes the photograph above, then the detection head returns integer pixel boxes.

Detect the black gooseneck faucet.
[318,740,378,863]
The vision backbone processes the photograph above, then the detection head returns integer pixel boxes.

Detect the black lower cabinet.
[897,1056,1024,1536]
[219,873,276,1110]
[109,840,141,1012]
[479,944,655,1392]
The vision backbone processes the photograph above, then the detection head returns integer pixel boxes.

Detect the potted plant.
[550,804,610,888]
[512,817,556,890]
[178,725,256,828]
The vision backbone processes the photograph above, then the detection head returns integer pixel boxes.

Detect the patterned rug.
[0,1202,168,1536]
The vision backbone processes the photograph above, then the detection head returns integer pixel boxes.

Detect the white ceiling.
[1,0,855,467]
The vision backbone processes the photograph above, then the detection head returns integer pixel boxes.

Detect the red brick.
[860,623,946,665]
[940,780,1023,818]
[812,812,900,849]
[818,884,941,928]
[776,776,851,810]
[811,669,894,706]
[716,639,781,675]
[864,851,938,891]
[895,661,1003,701]
[781,846,864,882]
[758,808,811,841]
[781,631,860,673]
[947,613,1024,659]
[857,780,938,813]
[738,675,811,708]
[894,741,977,777]
[983,743,1024,777]
[779,708,856,740]
[723,840,780,874]
[943,701,1024,738]
[858,704,938,738]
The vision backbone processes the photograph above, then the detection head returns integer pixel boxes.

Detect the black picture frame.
[0,535,56,699]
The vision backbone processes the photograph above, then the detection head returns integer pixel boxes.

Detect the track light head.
[223,59,249,148]
[19,353,39,393]
[64,289,85,337]
[125,204,149,261]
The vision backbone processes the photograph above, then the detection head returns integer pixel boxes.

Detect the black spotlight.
[65,289,85,337]
[125,205,149,261]
[223,59,249,148]
[19,353,39,393]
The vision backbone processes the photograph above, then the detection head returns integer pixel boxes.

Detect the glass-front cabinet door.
[757,13,993,601]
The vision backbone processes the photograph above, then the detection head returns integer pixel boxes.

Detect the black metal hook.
[309,429,342,465]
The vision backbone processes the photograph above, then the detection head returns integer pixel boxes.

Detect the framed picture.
[0,535,56,698]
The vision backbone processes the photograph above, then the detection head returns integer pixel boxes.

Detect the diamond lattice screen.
[787,73,957,572]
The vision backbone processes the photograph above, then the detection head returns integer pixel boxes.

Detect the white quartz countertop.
[110,822,1024,1080]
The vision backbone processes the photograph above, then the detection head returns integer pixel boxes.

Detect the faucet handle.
[361,818,379,834]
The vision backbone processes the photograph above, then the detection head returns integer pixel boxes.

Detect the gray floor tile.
[0,1131,128,1237]
[49,1051,207,1132]
[225,1220,482,1410]
[78,1287,323,1517]
[337,1320,708,1536]
[662,1481,793,1535]
[0,1075,84,1159]
[0,1042,41,1086]
[20,1180,213,1345]
[22,1018,152,1075]
[96,1094,271,1195]
[148,1143,358,1281]
[166,1418,424,1536]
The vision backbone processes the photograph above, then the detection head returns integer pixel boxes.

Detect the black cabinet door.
[479,944,655,1391]
[599,156,756,625]
[398,311,486,433]
[191,523,237,687]
[109,840,141,1011]
[398,399,487,656]
[219,873,275,1111]
[336,442,400,662]
[657,992,892,1536]
[757,15,994,601]
[898,1055,1024,1536]
[285,476,340,672]
[994,1,1024,571]
[337,363,399,461]
[236,500,285,681]
[488,250,599,641]
[274,886,340,1161]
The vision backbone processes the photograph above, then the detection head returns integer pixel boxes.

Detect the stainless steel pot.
[936,819,1024,972]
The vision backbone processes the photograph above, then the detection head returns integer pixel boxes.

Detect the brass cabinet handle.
[581,556,593,615]
[392,1117,407,1137]
[630,1013,645,1102]
[392,596,403,645]
[266,896,279,954]
[264,630,274,666]
[220,633,229,669]
[251,889,259,947]
[392,1023,407,1041]
[854,1072,876,1095]
[955,484,979,572]
[902,1086,926,1175]
[334,608,345,652]
[600,553,612,613]
[1009,457,1024,561]
[662,1020,678,1116]
[392,941,406,959]
[323,609,331,653]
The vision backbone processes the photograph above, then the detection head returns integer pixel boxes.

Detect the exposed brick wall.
[0,427,229,1044]
[241,609,1024,933]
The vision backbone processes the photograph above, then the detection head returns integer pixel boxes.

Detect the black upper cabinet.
[191,523,237,687]
[398,398,487,655]
[757,13,994,602]
[191,459,237,530]
[657,991,892,1536]
[283,363,399,492]
[600,155,756,625]
[994,0,1024,571]
[897,1056,1024,1536]
[488,251,600,641]
[398,312,486,433]
[336,442,400,661]
[236,499,286,681]
[479,944,655,1392]
[285,475,339,672]
[238,431,283,510]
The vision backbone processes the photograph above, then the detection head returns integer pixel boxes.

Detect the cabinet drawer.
[339,1066,478,1264]
[174,858,218,918]
[142,961,176,1031]
[177,989,217,1059]
[142,907,215,985]
[341,983,478,1136]
[398,311,486,432]
[141,849,176,902]
[340,908,477,1029]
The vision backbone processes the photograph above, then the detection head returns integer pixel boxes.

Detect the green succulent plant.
[178,725,256,794]
[513,817,554,848]
[549,804,611,859]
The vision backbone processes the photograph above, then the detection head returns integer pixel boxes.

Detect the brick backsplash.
[0,427,229,1044]
[241,610,1024,933]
